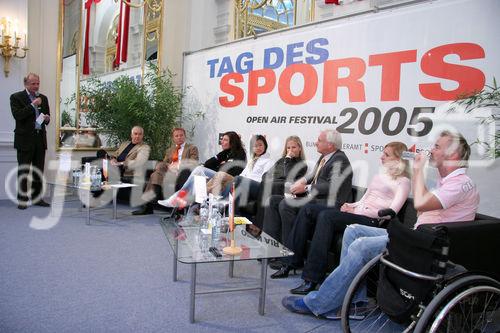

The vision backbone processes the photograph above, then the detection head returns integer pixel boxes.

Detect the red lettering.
[323,58,366,103]
[248,69,276,106]
[419,43,485,100]
[369,50,417,101]
[219,72,244,107]
[278,64,318,105]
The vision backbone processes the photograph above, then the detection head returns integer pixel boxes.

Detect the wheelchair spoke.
[430,286,500,333]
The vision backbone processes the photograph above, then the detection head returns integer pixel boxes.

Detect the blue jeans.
[175,166,216,197]
[303,224,389,316]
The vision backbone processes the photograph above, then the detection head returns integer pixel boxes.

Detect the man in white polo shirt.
[281,130,480,318]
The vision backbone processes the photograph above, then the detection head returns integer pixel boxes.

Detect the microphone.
[34,92,41,110]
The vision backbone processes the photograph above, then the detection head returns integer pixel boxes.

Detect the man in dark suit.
[262,129,353,253]
[132,127,199,215]
[10,73,51,209]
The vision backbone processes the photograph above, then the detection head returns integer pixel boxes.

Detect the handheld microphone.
[34,92,41,110]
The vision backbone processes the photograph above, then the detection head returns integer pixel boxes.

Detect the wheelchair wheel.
[414,274,500,333]
[341,254,407,333]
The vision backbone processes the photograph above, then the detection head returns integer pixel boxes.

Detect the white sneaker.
[158,197,175,208]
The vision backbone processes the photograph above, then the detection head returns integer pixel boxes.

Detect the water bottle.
[401,151,416,160]
[74,168,82,186]
[72,169,78,186]
[199,230,209,253]
[200,198,209,229]
[211,208,222,247]
[95,168,102,190]
[90,167,101,191]
[82,162,91,184]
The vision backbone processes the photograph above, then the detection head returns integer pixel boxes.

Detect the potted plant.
[80,64,199,160]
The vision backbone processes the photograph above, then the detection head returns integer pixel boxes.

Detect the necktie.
[171,145,181,162]
[30,93,41,129]
[311,157,326,184]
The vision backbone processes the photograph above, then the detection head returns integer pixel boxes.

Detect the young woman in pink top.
[271,142,411,287]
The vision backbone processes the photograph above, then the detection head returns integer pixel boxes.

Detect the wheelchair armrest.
[380,253,442,281]
[377,209,397,228]
[378,208,396,219]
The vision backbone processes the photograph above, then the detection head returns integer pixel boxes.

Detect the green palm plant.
[80,64,189,160]
[450,78,500,158]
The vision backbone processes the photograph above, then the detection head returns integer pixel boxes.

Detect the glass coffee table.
[48,181,137,225]
[159,216,293,323]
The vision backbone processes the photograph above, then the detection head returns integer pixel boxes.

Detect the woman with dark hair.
[159,131,246,207]
[232,135,274,208]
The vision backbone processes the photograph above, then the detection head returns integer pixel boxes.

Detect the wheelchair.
[341,220,500,333]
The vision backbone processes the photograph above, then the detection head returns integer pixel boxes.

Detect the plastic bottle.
[90,167,99,191]
[200,198,209,229]
[74,169,81,186]
[211,208,222,247]
[199,230,209,253]
[72,169,78,186]
[82,162,91,184]
[95,168,102,190]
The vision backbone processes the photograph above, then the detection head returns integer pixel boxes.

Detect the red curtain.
[121,3,130,62]
[113,1,130,68]
[82,0,102,75]
[83,0,129,73]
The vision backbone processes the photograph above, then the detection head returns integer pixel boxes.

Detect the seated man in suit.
[262,129,353,253]
[108,125,151,183]
[132,127,199,215]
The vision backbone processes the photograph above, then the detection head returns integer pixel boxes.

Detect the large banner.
[183,0,500,215]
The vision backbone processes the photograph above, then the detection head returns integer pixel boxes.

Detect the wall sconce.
[0,17,28,77]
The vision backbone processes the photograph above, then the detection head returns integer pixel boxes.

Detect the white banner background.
[183,0,500,216]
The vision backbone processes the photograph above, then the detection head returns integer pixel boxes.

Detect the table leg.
[173,238,178,282]
[49,184,55,217]
[86,190,91,225]
[190,263,197,323]
[228,260,234,278]
[112,188,118,219]
[259,258,268,315]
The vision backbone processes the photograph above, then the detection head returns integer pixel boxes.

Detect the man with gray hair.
[10,73,51,209]
[262,129,353,257]
[108,126,151,181]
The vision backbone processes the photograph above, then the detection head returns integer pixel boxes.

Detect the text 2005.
[336,106,435,137]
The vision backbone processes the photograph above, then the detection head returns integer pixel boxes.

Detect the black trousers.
[16,133,46,204]
[286,203,379,283]
[234,176,261,210]
[262,195,303,244]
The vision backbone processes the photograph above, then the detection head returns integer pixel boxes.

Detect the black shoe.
[270,265,296,279]
[132,205,154,215]
[290,280,317,295]
[269,259,284,270]
[18,204,27,210]
[33,200,50,207]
